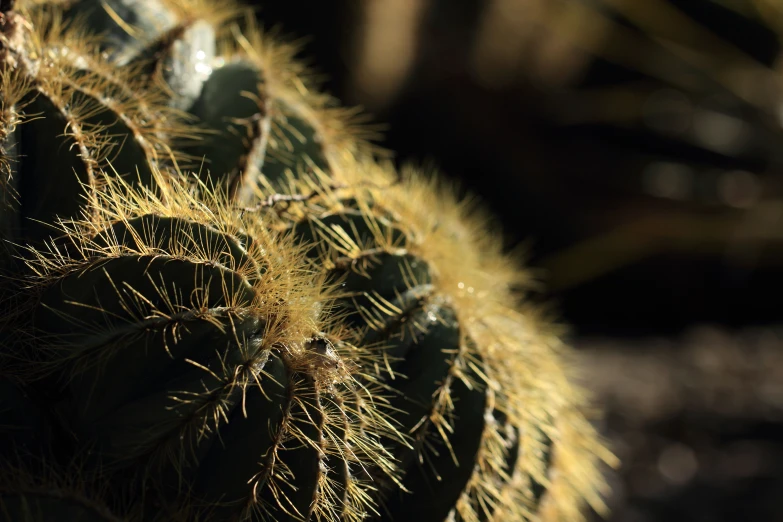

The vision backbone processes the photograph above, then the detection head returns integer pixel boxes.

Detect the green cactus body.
[0,2,614,521]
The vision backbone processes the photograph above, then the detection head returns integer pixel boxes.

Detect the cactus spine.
[0,1,615,521]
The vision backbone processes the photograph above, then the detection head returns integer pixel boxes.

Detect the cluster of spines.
[0,2,196,246]
[0,1,614,521]
[0,3,405,518]
[262,159,617,521]
[7,168,405,521]
[0,0,374,248]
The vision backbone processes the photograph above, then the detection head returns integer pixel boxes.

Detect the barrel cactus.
[0,1,615,521]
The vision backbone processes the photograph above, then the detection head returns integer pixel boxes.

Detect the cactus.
[0,1,615,521]
[274,160,615,521]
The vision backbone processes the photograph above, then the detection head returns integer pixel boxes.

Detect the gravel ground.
[576,326,783,522]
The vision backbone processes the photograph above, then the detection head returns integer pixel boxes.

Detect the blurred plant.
[331,0,783,294]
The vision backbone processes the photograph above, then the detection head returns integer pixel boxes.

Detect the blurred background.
[252,1,783,520]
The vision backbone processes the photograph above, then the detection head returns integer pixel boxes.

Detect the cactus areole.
[0,1,615,521]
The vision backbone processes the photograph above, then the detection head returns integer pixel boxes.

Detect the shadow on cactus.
[0,1,615,521]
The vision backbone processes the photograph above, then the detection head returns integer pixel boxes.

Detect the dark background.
[251,1,783,520]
